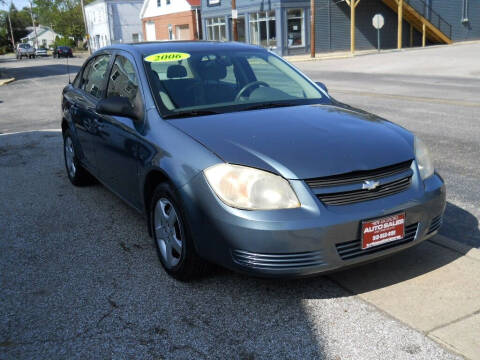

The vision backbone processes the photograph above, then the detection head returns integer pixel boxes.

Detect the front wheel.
[150,183,208,281]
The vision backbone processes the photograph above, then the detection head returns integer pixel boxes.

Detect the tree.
[33,0,94,42]
[0,4,31,51]
[0,0,94,51]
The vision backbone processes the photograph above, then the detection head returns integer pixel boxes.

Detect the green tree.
[33,0,94,43]
[0,4,31,51]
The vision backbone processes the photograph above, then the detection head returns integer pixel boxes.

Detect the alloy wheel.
[154,198,184,268]
[64,136,76,178]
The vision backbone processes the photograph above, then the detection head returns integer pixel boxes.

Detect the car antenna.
[66,53,71,84]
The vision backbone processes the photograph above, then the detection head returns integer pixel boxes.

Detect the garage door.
[146,21,156,41]
[176,25,190,40]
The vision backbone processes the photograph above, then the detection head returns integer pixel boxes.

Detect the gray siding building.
[200,0,480,55]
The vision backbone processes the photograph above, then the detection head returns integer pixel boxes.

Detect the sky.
[4,0,31,10]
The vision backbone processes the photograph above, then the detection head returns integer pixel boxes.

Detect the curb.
[429,235,480,262]
[0,77,15,86]
[284,40,480,63]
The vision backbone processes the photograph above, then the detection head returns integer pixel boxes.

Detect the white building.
[20,26,59,48]
[85,0,144,52]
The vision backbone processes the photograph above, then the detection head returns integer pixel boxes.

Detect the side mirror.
[96,96,141,121]
[315,81,328,94]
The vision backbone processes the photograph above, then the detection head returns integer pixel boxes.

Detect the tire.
[150,183,208,281]
[63,130,95,186]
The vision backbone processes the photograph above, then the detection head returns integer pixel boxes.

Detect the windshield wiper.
[238,102,298,111]
[162,109,221,119]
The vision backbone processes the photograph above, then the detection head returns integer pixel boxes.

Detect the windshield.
[19,44,31,49]
[143,49,330,118]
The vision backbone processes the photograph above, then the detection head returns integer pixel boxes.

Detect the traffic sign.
[372,14,385,30]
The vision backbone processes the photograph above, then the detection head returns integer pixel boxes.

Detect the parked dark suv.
[53,46,73,58]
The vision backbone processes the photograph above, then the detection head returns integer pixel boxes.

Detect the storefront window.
[206,17,227,41]
[287,9,304,47]
[249,11,276,48]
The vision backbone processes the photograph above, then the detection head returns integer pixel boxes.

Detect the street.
[0,44,479,359]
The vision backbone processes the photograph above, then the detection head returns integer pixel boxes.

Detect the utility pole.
[310,0,315,57]
[80,0,91,54]
[29,1,38,48]
[397,0,403,49]
[346,0,360,53]
[231,0,238,41]
[7,2,15,51]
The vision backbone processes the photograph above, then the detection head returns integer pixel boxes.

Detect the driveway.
[0,46,479,359]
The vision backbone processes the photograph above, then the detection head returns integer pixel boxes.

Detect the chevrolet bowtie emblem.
[362,180,380,191]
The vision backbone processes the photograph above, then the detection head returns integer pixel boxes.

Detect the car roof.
[95,41,265,57]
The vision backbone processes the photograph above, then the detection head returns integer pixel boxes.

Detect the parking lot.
[1,44,479,359]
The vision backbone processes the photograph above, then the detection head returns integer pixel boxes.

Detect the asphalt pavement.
[0,45,479,359]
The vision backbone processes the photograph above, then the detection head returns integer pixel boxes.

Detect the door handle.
[94,117,105,129]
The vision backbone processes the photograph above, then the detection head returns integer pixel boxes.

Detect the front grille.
[306,160,413,206]
[232,249,325,270]
[427,215,443,235]
[317,177,411,206]
[336,223,418,260]
[306,160,413,188]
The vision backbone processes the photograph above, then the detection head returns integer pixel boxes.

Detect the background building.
[200,0,480,55]
[20,26,59,48]
[140,0,201,41]
[85,0,144,52]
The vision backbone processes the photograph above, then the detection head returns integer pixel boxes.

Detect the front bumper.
[179,168,446,278]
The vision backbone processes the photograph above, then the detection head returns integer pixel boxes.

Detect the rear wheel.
[150,183,207,281]
[63,130,95,186]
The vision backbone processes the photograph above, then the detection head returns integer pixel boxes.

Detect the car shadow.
[441,202,480,248]
[0,63,81,82]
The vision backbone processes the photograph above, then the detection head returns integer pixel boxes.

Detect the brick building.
[140,0,201,41]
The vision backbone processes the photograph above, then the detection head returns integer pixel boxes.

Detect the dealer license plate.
[361,213,405,250]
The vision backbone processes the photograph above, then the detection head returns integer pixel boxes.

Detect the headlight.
[204,163,300,210]
[415,137,434,180]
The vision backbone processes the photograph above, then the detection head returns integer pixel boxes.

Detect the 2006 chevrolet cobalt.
[61,42,445,280]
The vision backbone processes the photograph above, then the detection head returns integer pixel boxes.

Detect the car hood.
[170,104,414,180]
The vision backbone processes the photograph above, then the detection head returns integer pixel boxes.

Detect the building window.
[287,9,305,47]
[166,0,170,4]
[157,0,161,7]
[132,33,139,42]
[207,0,220,6]
[249,11,276,48]
[206,17,226,41]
